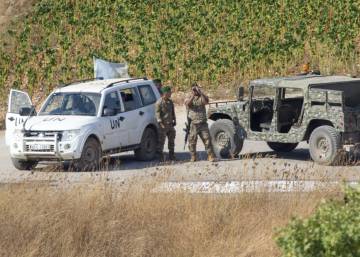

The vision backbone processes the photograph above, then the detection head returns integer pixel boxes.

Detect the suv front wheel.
[135,127,157,161]
[11,158,38,171]
[309,125,342,165]
[72,137,102,171]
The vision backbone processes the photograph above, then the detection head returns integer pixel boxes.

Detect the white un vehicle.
[6,78,160,171]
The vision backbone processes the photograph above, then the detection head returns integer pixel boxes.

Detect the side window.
[119,88,142,112]
[138,85,156,106]
[103,91,121,114]
[9,91,32,114]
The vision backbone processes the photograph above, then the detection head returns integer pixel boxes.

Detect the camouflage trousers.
[157,125,176,154]
[188,122,215,156]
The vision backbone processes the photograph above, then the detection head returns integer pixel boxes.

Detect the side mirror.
[19,106,36,116]
[103,108,116,116]
[237,86,245,101]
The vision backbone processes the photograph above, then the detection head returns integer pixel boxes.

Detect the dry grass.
[0,0,36,32]
[0,181,340,257]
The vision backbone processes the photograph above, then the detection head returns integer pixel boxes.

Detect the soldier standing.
[153,79,163,95]
[185,83,216,162]
[156,86,176,161]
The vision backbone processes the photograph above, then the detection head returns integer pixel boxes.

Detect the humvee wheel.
[267,142,298,152]
[11,158,38,171]
[73,137,102,171]
[210,119,243,159]
[309,125,341,165]
[135,128,157,161]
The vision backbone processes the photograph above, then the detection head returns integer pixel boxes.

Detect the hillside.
[0,0,35,32]
[0,0,359,116]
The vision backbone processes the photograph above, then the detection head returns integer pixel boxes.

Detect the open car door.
[5,89,32,146]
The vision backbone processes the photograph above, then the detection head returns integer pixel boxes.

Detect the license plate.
[28,144,51,151]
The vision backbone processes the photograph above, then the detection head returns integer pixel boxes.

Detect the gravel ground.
[1,106,359,186]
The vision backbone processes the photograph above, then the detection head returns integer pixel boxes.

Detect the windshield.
[252,85,276,99]
[39,92,101,116]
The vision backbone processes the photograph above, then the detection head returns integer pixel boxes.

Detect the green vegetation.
[276,187,360,257]
[0,0,359,106]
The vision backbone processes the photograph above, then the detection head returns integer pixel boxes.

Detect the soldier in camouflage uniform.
[153,79,163,95]
[185,83,216,162]
[156,86,176,161]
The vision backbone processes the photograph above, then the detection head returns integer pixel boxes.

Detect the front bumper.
[10,131,82,161]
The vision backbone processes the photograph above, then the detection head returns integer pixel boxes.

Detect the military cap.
[161,86,171,93]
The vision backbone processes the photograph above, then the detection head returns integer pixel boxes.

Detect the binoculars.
[192,86,201,94]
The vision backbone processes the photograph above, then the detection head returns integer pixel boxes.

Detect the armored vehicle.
[6,78,160,171]
[208,75,360,165]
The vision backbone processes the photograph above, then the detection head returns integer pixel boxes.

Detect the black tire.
[135,128,157,161]
[309,125,341,165]
[61,161,71,171]
[11,158,38,171]
[210,119,244,159]
[267,142,298,152]
[72,137,102,171]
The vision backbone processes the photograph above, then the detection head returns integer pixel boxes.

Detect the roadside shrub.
[276,187,360,257]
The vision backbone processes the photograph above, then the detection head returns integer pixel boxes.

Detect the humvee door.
[247,85,305,143]
[249,85,276,132]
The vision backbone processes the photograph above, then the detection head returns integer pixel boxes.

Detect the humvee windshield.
[39,92,101,116]
[251,85,275,98]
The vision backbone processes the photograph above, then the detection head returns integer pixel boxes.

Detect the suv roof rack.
[105,77,148,89]
[58,77,104,88]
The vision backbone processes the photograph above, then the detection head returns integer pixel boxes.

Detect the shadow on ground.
[36,147,360,173]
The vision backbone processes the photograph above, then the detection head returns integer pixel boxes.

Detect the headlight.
[61,130,80,141]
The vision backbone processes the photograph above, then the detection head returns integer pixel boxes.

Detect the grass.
[0,180,340,257]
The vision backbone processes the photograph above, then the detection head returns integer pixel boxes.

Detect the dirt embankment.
[0,0,35,32]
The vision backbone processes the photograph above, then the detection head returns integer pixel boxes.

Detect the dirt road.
[0,106,359,186]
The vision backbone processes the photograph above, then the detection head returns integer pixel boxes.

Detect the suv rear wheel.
[210,119,243,159]
[309,125,341,165]
[267,142,298,152]
[11,158,38,171]
[135,128,157,161]
[72,137,102,171]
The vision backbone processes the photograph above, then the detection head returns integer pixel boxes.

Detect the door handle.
[119,116,125,121]
[139,111,144,116]
[8,117,15,121]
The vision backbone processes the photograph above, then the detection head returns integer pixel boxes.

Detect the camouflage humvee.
[208,75,360,165]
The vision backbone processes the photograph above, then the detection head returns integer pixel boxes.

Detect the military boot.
[190,153,197,162]
[208,153,218,162]
[169,152,176,161]
[157,152,165,162]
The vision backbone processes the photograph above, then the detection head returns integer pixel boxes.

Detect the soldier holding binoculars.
[184,83,217,162]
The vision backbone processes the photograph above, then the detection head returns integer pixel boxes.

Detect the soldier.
[185,83,217,162]
[156,86,176,161]
[153,79,163,95]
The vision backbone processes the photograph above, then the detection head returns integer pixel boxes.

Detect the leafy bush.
[276,187,360,257]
